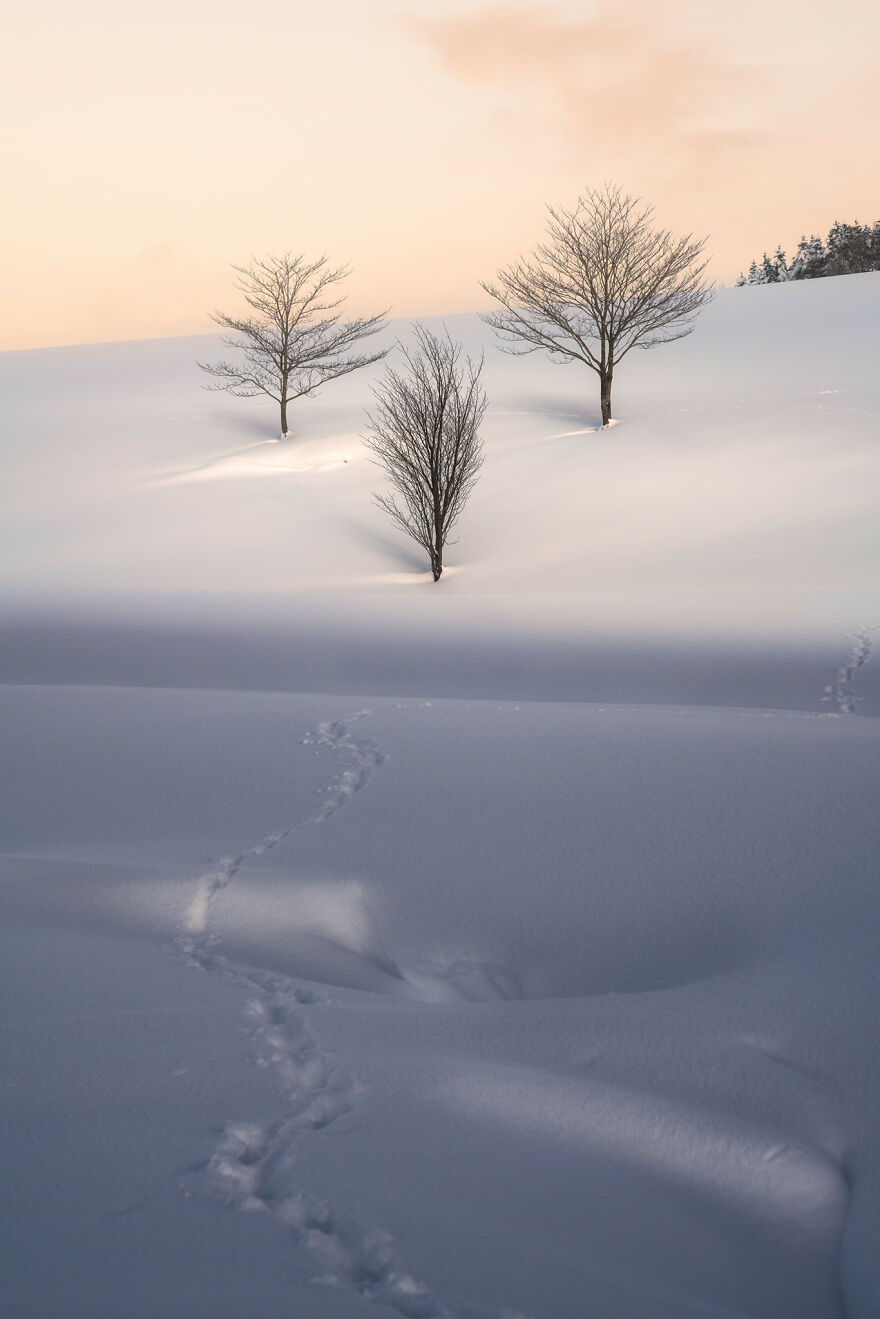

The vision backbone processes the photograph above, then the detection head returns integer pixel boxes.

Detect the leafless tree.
[363,325,487,582]
[481,185,713,426]
[199,252,388,436]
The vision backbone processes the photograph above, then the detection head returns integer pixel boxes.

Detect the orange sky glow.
[2,0,877,349]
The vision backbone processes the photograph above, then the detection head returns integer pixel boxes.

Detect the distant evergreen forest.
[737,220,880,284]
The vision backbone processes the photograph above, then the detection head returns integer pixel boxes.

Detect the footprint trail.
[823,626,878,715]
[177,707,528,1319]
[180,709,382,954]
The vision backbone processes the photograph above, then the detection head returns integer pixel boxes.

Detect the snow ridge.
[178,709,527,1319]
[823,627,877,714]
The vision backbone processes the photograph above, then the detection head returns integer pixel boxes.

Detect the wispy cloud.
[406,1,763,158]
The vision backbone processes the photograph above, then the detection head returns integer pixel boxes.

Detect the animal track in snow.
[180,709,382,958]
[208,984,527,1316]
[246,989,358,1131]
[823,626,877,714]
[179,707,528,1319]
[303,711,386,825]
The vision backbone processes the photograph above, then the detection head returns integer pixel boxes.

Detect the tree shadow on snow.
[340,518,428,574]
[503,394,600,428]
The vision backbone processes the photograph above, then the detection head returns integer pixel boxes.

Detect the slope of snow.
[1,275,879,1318]
[0,277,877,601]
[1,275,878,709]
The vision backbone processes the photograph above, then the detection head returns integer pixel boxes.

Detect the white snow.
[1,273,879,1318]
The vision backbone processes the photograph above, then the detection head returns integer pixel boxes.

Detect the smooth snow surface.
[1,275,879,1318]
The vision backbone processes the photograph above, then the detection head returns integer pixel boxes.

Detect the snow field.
[3,687,880,1316]
[1,273,879,1317]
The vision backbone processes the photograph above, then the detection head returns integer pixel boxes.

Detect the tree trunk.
[432,496,443,580]
[280,395,289,437]
[600,372,613,427]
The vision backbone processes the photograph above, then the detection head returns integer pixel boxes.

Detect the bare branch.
[481,184,714,425]
[363,325,486,581]
[199,252,389,436]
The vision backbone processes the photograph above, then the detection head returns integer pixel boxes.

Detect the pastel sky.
[2,0,877,349]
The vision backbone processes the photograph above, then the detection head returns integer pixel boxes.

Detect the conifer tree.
[740,220,880,286]
[760,253,779,283]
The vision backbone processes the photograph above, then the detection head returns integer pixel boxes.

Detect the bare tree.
[481,185,713,426]
[199,252,388,437]
[363,325,487,582]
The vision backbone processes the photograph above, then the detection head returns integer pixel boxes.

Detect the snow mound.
[163,434,362,484]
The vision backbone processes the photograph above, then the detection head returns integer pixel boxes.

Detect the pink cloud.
[406,2,763,154]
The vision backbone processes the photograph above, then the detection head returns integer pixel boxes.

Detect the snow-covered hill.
[1,275,879,1318]
[2,274,878,710]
